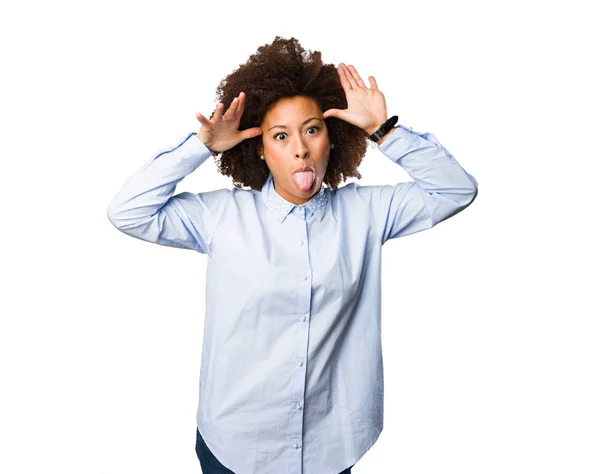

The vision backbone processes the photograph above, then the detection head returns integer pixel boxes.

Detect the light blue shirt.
[107,125,478,474]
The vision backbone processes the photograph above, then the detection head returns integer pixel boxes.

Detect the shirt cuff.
[377,124,433,162]
[152,132,214,172]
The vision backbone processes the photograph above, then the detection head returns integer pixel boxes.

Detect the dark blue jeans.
[196,428,353,473]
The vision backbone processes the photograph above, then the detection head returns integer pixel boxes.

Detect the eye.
[273,126,321,141]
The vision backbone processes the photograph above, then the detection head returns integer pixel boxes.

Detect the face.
[258,96,331,205]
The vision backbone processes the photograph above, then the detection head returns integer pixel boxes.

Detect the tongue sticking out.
[293,171,315,191]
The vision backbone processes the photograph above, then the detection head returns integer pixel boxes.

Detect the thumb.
[241,127,263,140]
[323,108,343,120]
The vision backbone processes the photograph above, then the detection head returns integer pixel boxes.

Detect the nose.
[293,135,310,160]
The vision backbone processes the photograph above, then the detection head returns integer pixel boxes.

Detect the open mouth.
[292,170,315,191]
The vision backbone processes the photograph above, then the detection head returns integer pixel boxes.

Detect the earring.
[331,144,335,149]
[260,155,265,160]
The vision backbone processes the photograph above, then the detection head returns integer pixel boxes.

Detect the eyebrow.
[267,117,322,132]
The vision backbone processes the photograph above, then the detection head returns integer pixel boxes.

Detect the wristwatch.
[369,115,399,142]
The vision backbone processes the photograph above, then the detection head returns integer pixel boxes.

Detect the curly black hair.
[209,36,368,192]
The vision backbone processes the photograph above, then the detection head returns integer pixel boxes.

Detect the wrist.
[366,119,387,136]
[367,115,399,143]
[376,127,396,145]
[194,133,220,156]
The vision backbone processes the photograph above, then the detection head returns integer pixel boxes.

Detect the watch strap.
[369,115,399,142]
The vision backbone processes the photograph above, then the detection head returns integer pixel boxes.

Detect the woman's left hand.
[323,63,388,135]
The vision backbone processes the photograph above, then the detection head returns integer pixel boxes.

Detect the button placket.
[283,204,311,464]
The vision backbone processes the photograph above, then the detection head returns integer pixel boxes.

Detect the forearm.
[379,124,478,222]
[107,132,211,228]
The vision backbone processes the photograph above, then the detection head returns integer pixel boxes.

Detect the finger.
[236,92,245,117]
[337,63,352,91]
[196,112,210,126]
[242,127,263,140]
[231,96,241,117]
[223,97,238,120]
[324,108,349,123]
[347,65,366,88]
[343,64,358,89]
[368,76,378,90]
[213,102,225,121]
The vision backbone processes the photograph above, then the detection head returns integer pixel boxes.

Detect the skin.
[196,63,393,201]
[257,96,331,205]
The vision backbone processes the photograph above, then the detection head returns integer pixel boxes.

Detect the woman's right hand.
[195,92,263,153]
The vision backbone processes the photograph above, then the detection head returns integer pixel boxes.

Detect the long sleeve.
[367,124,478,243]
[106,132,231,254]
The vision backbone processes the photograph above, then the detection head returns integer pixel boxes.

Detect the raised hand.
[323,64,388,135]
[196,92,263,153]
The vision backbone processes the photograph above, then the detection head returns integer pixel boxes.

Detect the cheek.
[315,140,330,156]
[264,146,283,163]
[318,142,331,166]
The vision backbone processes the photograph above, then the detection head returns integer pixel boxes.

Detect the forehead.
[263,96,322,122]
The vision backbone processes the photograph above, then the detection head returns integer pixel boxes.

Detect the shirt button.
[298,361,303,367]
[296,403,302,409]
[300,239,304,246]
[293,443,299,449]
[300,315,306,322]
[304,275,308,281]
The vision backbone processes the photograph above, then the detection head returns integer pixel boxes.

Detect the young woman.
[107,36,478,474]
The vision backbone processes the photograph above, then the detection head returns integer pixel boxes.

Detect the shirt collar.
[261,173,328,224]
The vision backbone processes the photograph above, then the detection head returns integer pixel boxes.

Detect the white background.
[2,0,599,472]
